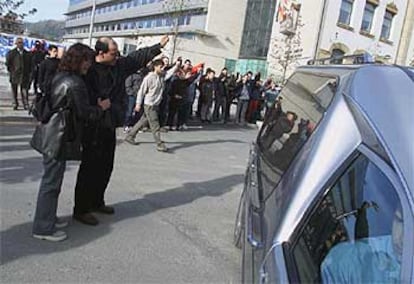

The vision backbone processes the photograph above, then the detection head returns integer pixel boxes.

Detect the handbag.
[30,110,66,160]
[30,107,82,161]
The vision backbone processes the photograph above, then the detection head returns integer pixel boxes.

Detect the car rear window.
[257,71,337,190]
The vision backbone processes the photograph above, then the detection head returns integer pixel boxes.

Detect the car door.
[242,71,339,283]
[281,150,413,283]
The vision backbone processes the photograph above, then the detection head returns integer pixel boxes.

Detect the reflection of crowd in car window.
[258,73,337,177]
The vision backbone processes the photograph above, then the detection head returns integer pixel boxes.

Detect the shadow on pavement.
[166,139,246,153]
[0,174,243,265]
[133,139,246,153]
[176,121,258,132]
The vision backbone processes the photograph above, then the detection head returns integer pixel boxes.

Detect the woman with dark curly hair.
[32,43,111,242]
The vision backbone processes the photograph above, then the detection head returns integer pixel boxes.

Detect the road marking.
[0,121,36,126]
[0,166,22,171]
[0,135,32,140]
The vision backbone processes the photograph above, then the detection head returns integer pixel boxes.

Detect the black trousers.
[167,98,185,127]
[74,127,116,214]
[11,83,28,107]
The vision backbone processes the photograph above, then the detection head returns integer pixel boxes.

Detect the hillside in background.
[25,20,65,41]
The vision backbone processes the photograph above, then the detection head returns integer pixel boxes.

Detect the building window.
[185,15,191,25]
[380,10,394,40]
[361,2,376,32]
[338,0,353,25]
[239,0,277,59]
[166,18,173,27]
[178,15,186,26]
[330,48,345,64]
[156,18,163,27]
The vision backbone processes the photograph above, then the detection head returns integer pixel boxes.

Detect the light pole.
[88,0,97,46]
[313,0,328,60]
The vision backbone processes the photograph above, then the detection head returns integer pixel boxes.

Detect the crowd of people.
[5,36,283,242]
[121,56,283,151]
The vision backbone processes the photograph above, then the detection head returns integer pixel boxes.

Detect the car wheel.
[233,189,246,249]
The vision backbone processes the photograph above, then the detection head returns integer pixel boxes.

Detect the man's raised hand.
[160,35,169,48]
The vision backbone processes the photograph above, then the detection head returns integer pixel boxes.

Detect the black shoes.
[73,206,114,226]
[94,205,115,214]
[73,213,99,226]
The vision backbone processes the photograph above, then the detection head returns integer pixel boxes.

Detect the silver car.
[234,62,414,283]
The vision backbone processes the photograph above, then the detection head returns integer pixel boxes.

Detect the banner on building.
[276,0,301,36]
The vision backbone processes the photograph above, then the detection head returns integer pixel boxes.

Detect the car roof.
[346,65,414,195]
[296,64,414,195]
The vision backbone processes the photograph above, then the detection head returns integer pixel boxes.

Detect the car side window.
[257,72,337,199]
[291,154,403,283]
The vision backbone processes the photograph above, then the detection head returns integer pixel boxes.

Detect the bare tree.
[0,0,37,19]
[269,16,304,83]
[162,0,192,60]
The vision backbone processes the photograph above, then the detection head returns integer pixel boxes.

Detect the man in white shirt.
[125,59,170,152]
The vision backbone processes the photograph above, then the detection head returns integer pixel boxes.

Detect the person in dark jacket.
[234,74,251,125]
[167,68,200,130]
[213,68,229,122]
[200,69,216,123]
[38,44,60,95]
[73,36,169,226]
[5,37,32,110]
[123,68,145,132]
[31,40,46,95]
[32,43,111,242]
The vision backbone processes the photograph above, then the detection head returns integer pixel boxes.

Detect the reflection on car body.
[233,61,414,284]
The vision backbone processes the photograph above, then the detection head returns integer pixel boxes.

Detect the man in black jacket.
[31,40,46,95]
[73,36,169,225]
[5,37,32,110]
[38,44,60,95]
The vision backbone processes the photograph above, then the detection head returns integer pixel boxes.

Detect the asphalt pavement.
[0,95,258,283]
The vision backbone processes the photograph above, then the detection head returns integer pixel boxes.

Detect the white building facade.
[64,0,248,72]
[268,0,413,80]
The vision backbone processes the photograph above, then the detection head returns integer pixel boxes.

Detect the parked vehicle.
[233,56,414,283]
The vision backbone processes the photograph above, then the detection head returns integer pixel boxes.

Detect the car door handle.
[247,206,264,249]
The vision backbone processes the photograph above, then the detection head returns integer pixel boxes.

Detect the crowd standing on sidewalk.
[5,34,283,242]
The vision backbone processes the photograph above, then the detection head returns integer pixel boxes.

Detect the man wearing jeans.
[125,59,168,152]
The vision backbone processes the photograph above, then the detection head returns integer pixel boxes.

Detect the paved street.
[0,108,257,283]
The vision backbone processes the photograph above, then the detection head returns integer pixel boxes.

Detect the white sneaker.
[123,126,130,134]
[55,219,69,229]
[182,124,188,130]
[33,230,67,242]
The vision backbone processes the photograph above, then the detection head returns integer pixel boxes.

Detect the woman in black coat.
[32,43,111,242]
